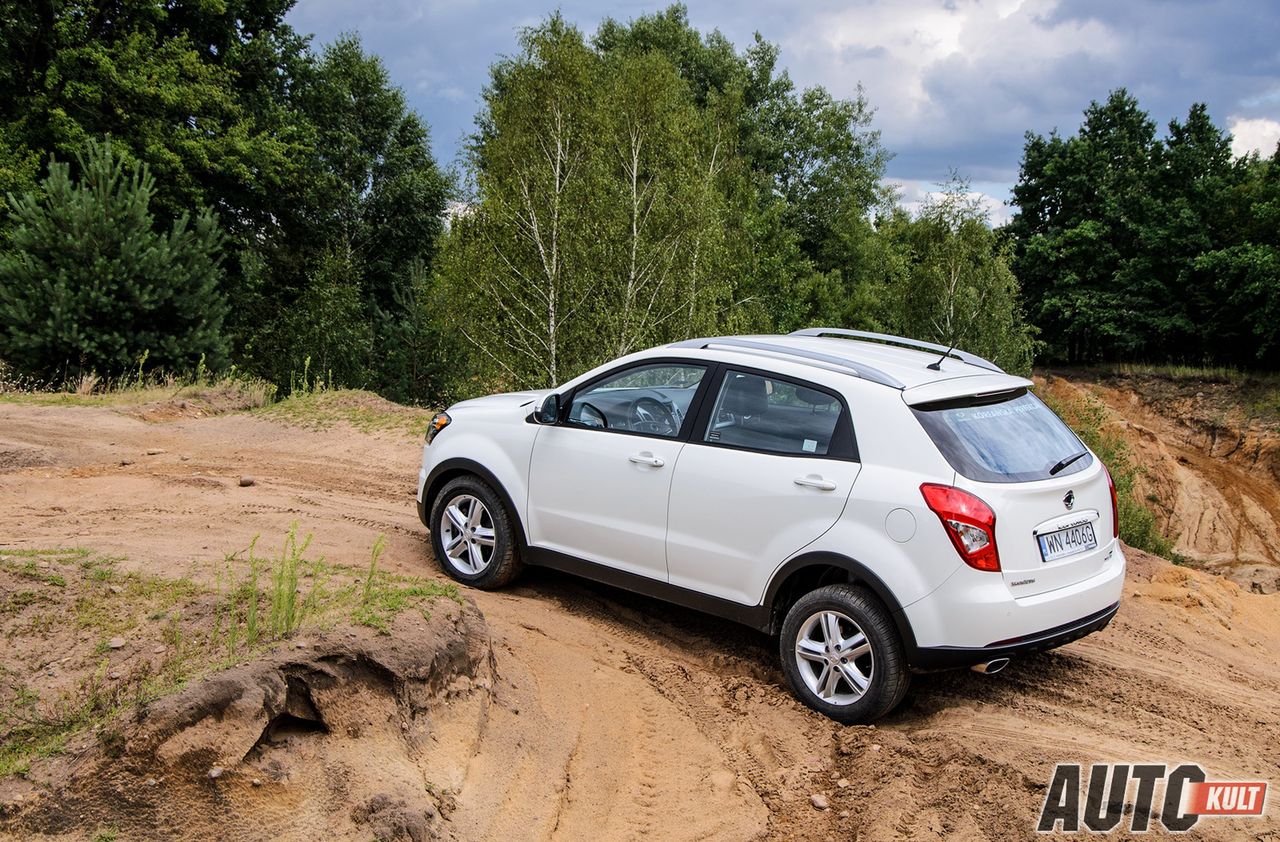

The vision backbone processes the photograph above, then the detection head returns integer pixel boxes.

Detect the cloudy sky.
[287,0,1280,224]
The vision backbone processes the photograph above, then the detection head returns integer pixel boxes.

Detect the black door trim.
[524,545,773,631]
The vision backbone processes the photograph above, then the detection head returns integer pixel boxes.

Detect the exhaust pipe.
[971,657,1010,675]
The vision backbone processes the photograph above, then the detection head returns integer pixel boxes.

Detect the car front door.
[665,368,862,604]
[527,361,711,582]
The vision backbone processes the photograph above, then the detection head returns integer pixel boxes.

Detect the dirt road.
[1,395,1277,840]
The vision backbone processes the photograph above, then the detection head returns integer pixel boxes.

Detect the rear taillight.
[920,483,1000,572]
[1104,464,1119,539]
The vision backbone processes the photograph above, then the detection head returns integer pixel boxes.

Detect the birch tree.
[448,18,601,388]
[437,8,898,392]
[600,50,715,356]
[443,17,734,389]
[884,174,1036,374]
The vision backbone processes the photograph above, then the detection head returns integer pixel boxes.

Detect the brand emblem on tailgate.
[1063,490,1075,510]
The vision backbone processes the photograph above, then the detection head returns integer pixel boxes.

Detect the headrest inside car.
[722,375,768,416]
[794,386,834,407]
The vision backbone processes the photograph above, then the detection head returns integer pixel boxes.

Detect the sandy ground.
[1,397,1278,840]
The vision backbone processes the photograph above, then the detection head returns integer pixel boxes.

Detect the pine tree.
[0,138,229,380]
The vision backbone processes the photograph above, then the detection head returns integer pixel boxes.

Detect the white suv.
[416,330,1125,723]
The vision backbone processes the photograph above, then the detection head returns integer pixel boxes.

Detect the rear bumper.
[908,600,1119,671]
[902,540,1126,670]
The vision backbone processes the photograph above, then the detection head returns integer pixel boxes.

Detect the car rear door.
[527,361,711,582]
[665,367,862,605]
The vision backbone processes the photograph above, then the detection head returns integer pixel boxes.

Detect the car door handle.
[794,475,837,491]
[629,453,665,468]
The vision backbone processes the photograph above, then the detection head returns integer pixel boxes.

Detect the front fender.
[418,430,535,549]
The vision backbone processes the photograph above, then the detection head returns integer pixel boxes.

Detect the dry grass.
[1060,363,1280,428]
[0,360,276,414]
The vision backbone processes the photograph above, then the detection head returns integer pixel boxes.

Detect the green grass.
[0,661,123,777]
[0,548,86,588]
[1,532,458,778]
[213,526,460,655]
[352,534,458,633]
[0,547,91,561]
[0,590,53,616]
[0,355,275,412]
[69,571,199,636]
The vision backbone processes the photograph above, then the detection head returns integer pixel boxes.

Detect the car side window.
[703,370,844,456]
[567,364,706,438]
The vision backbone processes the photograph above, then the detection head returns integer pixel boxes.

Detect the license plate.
[1037,521,1098,562]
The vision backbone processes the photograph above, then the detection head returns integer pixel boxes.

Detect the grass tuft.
[254,388,434,438]
[1,532,458,778]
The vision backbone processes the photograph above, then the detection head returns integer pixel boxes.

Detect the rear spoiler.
[901,373,1034,407]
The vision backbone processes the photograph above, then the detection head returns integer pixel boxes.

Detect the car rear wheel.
[430,476,522,588]
[779,584,909,724]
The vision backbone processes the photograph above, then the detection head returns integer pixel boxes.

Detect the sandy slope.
[1041,372,1280,593]
[1,398,1277,840]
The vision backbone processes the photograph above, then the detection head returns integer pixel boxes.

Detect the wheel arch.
[763,552,918,652]
[420,458,530,553]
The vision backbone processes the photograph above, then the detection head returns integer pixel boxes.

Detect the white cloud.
[1228,116,1280,158]
[781,0,1121,144]
[888,178,1014,227]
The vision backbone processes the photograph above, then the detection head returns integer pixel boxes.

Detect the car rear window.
[910,390,1091,483]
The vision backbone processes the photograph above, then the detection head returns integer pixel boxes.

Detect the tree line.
[1009,90,1280,367]
[441,11,1034,390]
[0,0,449,400]
[0,3,1273,404]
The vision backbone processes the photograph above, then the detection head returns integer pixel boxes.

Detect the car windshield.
[911,390,1090,483]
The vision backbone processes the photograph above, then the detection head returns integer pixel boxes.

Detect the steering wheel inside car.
[629,396,679,436]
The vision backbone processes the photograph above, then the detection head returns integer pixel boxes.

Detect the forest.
[1,2,1277,403]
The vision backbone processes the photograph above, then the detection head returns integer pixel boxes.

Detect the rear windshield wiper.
[1049,450,1089,476]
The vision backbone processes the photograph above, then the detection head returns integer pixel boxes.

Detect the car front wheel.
[779,584,910,724]
[430,476,522,589]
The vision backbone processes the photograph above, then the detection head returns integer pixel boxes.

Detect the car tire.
[779,584,910,724]
[429,475,523,589]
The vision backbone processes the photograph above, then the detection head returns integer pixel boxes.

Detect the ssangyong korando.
[416,330,1124,723]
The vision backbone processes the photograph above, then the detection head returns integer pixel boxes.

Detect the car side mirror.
[536,393,561,424]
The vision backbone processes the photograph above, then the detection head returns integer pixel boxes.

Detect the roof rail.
[788,328,1004,373]
[670,337,905,388]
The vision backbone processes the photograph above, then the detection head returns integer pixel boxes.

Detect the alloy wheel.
[794,610,874,705]
[438,494,496,575]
